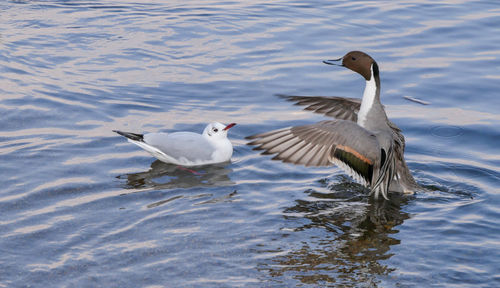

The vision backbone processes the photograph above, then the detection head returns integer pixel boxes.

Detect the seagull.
[246,51,421,200]
[114,122,236,166]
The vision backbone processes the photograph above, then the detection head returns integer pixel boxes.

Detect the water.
[1,0,499,287]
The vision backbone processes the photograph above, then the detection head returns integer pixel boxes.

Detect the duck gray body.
[247,51,420,199]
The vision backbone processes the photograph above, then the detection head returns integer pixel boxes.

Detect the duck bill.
[223,123,237,131]
[323,57,343,66]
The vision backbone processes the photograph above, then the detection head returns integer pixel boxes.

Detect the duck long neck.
[357,63,381,128]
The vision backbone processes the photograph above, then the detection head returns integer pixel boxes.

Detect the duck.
[114,122,236,166]
[246,51,420,199]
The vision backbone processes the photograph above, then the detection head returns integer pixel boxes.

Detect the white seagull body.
[114,122,236,166]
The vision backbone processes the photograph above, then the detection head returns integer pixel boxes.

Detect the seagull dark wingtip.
[113,130,144,142]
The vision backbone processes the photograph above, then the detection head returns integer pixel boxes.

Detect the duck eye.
[351,57,356,61]
[213,128,218,132]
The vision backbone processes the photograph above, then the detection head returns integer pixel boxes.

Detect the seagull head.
[204,122,236,139]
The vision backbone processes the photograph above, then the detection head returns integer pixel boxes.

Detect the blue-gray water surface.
[1,1,499,287]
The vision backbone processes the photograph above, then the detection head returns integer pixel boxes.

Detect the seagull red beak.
[223,123,236,131]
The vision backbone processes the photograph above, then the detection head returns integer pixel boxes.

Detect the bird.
[246,51,421,200]
[114,122,236,166]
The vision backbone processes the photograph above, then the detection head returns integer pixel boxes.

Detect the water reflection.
[260,179,411,286]
[118,160,234,190]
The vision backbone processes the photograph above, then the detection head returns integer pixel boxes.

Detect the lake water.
[1,0,499,287]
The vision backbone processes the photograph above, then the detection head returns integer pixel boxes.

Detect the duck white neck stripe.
[357,64,377,127]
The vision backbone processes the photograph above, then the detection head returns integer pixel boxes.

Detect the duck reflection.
[118,160,234,190]
[260,177,411,286]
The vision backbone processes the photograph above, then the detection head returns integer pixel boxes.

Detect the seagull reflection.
[117,160,234,190]
[259,177,411,286]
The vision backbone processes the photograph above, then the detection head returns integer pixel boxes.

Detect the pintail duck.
[247,51,420,200]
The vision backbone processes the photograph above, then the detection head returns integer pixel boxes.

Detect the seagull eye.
[213,128,218,132]
[351,57,356,61]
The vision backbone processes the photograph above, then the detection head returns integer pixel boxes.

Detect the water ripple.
[1,0,499,287]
